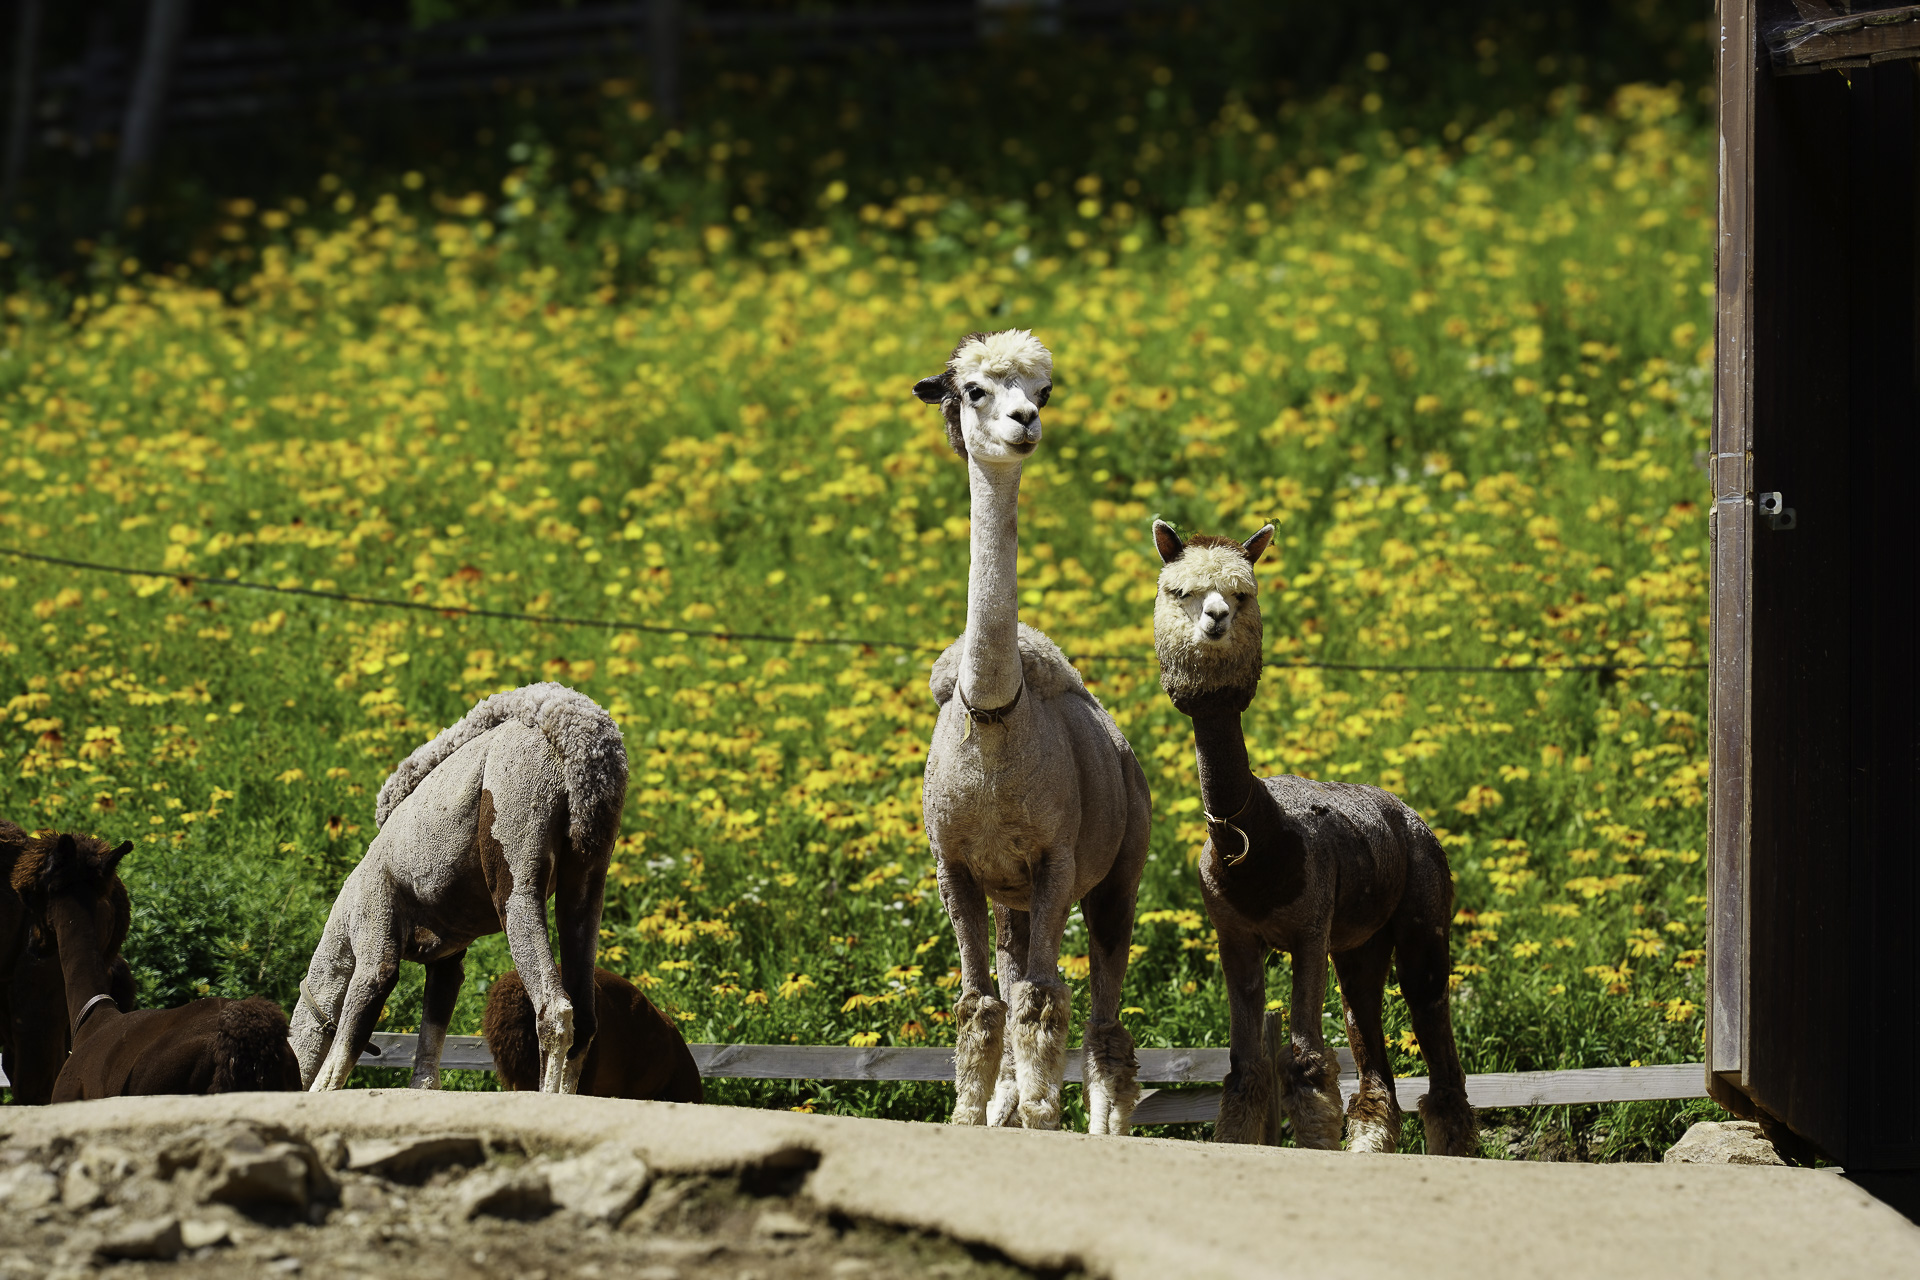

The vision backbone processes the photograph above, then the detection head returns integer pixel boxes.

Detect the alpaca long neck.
[960,457,1025,709]
[1190,710,1258,819]
[49,898,118,1034]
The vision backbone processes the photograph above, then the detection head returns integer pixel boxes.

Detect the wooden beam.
[355,1037,1705,1128]
[1709,0,1759,1086]
[1769,5,1920,70]
[1130,1064,1710,1127]
[356,1038,1358,1083]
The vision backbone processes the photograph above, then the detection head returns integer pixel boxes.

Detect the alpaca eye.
[966,385,986,403]
[1168,588,1187,599]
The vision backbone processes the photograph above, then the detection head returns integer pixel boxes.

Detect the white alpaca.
[290,683,626,1094]
[914,330,1153,1133]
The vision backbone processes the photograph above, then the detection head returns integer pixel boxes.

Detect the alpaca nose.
[1203,598,1231,631]
[1009,404,1037,428]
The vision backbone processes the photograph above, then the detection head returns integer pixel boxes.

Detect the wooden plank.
[1769,6,1920,68]
[1130,1065,1710,1127]
[353,1039,1358,1082]
[1708,0,1759,1086]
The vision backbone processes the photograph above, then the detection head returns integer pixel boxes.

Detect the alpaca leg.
[554,840,609,1095]
[502,888,573,1094]
[938,858,1002,1125]
[1081,863,1143,1136]
[952,988,1007,1125]
[1333,933,1401,1153]
[1008,979,1071,1130]
[410,950,466,1090]
[1396,910,1477,1156]
[1261,1011,1289,1145]
[1213,926,1273,1145]
[987,903,1028,1128]
[311,944,398,1092]
[1282,948,1345,1150]
[1009,863,1074,1130]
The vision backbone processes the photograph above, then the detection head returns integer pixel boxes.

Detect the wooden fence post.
[649,0,680,126]
[109,0,191,222]
[1,0,44,224]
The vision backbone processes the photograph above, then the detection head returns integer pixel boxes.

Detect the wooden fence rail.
[355,1035,1707,1127]
[26,1,1145,139]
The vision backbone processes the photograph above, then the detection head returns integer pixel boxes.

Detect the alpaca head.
[1152,520,1276,716]
[9,829,133,958]
[912,329,1053,465]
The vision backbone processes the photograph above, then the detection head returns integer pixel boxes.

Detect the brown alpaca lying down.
[484,967,702,1102]
[15,833,301,1101]
[53,993,301,1101]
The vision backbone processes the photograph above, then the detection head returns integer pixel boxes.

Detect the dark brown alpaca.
[11,833,300,1100]
[484,968,702,1103]
[1152,521,1476,1156]
[0,823,136,1103]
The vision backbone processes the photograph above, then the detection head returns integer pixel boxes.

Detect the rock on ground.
[0,1117,1038,1280]
[1663,1121,1787,1167]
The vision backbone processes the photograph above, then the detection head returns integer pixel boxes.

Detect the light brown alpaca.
[1152,520,1476,1156]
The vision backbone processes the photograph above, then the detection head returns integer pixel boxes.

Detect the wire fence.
[0,544,1706,677]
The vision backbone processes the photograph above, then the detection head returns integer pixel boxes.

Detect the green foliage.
[0,69,1727,1151]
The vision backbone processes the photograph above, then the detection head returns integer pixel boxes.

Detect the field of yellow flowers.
[0,79,1717,1153]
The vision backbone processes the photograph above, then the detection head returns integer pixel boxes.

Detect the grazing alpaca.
[10,833,300,1100]
[484,967,703,1103]
[0,823,136,1103]
[1151,520,1476,1156]
[291,683,626,1094]
[913,331,1152,1133]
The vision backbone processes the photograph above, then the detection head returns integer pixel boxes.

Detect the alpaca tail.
[375,683,628,847]
[481,971,541,1091]
[211,997,302,1093]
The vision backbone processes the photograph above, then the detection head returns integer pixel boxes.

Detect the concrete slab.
[2,1091,1914,1279]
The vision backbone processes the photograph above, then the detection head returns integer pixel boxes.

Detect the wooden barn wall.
[1743,63,1853,1160]
[1841,59,1920,1171]
[1735,48,1920,1168]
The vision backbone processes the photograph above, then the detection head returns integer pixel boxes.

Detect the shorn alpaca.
[12,833,299,1100]
[291,683,626,1094]
[914,330,1152,1133]
[1151,521,1476,1155]
[0,822,136,1103]
[484,966,703,1102]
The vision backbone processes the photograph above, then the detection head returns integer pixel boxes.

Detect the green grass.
[0,76,1722,1156]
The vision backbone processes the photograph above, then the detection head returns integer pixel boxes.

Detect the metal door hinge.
[1757,492,1796,531]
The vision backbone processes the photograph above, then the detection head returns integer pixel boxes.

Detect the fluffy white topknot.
[949,329,1052,382]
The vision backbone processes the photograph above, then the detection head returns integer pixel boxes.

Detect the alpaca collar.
[76,992,115,1031]
[957,677,1023,738]
[1206,785,1258,867]
[299,979,337,1036]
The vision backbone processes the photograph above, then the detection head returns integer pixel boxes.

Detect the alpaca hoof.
[952,990,1008,1124]
[1418,1089,1479,1157]
[1344,1085,1401,1154]
[1083,1022,1140,1136]
[987,1040,1021,1127]
[1282,1047,1345,1151]
[1214,1072,1271,1145]
[1007,981,1070,1135]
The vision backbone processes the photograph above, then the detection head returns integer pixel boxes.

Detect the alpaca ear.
[106,840,133,874]
[1153,519,1185,565]
[1242,524,1276,564]
[913,376,949,405]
